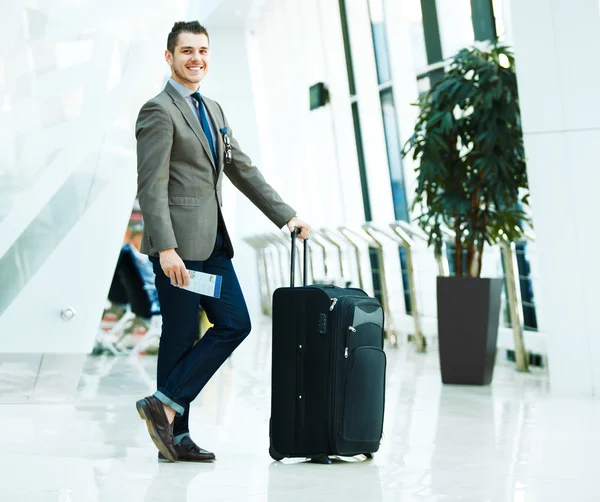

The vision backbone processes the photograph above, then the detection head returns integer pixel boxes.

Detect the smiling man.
[134,21,310,463]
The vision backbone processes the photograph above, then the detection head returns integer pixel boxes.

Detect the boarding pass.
[173,270,222,298]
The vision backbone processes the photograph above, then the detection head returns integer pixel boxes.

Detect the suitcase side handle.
[290,228,308,287]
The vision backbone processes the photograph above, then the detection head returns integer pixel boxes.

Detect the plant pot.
[436,277,503,385]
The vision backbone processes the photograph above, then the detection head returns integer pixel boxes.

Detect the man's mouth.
[187,66,204,73]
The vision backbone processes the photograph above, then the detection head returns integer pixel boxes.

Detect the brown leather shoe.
[136,396,177,462]
[158,436,216,462]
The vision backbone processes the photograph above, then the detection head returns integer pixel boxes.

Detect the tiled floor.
[0,318,599,501]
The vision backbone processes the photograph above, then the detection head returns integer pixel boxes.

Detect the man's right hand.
[159,248,189,287]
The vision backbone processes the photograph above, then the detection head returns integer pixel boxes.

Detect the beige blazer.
[135,82,296,261]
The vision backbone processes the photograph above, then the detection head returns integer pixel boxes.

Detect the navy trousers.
[149,229,251,438]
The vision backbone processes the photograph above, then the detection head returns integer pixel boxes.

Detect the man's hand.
[159,248,190,287]
[287,216,311,240]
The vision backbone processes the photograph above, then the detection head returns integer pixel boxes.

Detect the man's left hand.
[287,216,311,240]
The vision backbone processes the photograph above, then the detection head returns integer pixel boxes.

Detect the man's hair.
[167,21,209,53]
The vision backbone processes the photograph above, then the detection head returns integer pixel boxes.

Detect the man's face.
[165,32,210,90]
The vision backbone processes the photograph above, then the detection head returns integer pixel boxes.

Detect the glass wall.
[410,0,538,338]
[339,0,371,222]
[366,0,409,223]
[367,0,392,84]
[406,0,428,72]
[366,0,412,312]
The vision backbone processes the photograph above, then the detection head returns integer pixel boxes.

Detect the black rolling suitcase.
[269,230,387,463]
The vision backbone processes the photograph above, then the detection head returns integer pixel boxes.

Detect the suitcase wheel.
[309,454,332,465]
[269,447,284,461]
[364,452,374,460]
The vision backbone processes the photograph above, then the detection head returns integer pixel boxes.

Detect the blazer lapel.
[165,83,216,170]
[203,100,224,177]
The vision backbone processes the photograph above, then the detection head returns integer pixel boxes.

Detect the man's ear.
[165,49,173,66]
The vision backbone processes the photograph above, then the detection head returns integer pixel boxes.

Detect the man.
[134,21,310,463]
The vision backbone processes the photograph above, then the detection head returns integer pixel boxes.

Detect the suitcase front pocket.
[341,346,386,443]
[344,301,384,356]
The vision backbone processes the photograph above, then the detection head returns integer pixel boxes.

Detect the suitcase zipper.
[330,295,366,454]
[345,326,356,358]
[331,296,383,454]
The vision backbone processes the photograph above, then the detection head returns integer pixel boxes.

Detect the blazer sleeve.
[218,104,297,229]
[135,101,178,253]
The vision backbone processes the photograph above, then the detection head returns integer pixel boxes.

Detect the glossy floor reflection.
[1,318,599,501]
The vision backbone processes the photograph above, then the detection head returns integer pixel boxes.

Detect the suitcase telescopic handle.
[290,228,308,287]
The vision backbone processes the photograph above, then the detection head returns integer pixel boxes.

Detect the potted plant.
[403,43,530,385]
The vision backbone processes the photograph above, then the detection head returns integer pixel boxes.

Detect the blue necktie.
[191,92,217,165]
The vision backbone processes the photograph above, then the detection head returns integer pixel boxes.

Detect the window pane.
[352,103,372,222]
[492,0,506,41]
[406,0,428,71]
[380,89,409,221]
[436,0,474,58]
[367,0,392,84]
[339,0,357,95]
[417,75,431,95]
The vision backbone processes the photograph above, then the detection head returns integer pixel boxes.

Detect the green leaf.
[407,41,530,276]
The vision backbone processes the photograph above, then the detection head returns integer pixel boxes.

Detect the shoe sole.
[158,453,216,462]
[136,399,177,462]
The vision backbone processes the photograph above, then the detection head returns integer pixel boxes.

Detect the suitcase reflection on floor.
[267,456,384,501]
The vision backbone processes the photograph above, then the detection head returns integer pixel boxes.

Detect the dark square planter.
[436,277,503,385]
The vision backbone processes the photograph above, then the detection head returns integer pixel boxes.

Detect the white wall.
[0,1,242,399]
[0,1,203,353]
[241,0,552,359]
[509,0,600,394]
[242,0,432,334]
[199,24,286,319]
[1,0,574,402]
[245,0,362,227]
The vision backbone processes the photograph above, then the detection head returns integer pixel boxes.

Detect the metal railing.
[244,222,540,364]
[337,226,366,290]
[361,224,399,346]
[388,222,427,352]
[499,240,528,371]
[243,236,274,316]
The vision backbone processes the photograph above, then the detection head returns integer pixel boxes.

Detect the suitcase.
[269,230,387,463]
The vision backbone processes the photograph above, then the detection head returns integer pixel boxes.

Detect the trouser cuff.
[153,390,186,417]
[174,432,190,445]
